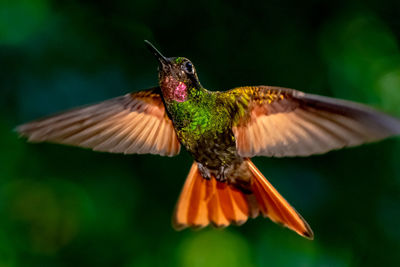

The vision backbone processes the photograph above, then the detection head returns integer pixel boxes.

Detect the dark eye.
[184,61,194,74]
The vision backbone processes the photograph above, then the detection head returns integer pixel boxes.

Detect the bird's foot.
[215,166,227,182]
[197,163,211,180]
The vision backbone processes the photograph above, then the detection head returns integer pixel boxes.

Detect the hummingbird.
[17,40,400,240]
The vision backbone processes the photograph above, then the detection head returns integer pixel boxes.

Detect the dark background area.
[1,0,400,266]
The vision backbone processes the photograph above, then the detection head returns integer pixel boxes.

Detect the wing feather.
[17,87,181,156]
[228,86,400,157]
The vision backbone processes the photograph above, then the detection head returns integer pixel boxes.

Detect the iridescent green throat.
[165,88,232,150]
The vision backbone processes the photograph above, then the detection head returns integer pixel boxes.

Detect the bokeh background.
[1,0,400,266]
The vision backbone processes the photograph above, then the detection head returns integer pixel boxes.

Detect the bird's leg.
[197,163,228,182]
[197,163,211,180]
[215,166,227,182]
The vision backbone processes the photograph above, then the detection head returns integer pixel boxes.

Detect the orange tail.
[173,160,314,239]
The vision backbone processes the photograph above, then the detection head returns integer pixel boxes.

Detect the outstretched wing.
[17,87,180,156]
[226,86,400,157]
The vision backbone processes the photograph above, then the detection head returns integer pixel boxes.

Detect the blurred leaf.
[177,230,254,267]
[1,178,94,255]
[0,0,51,45]
[320,11,400,114]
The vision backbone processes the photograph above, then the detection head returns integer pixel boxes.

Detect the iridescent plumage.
[16,41,400,239]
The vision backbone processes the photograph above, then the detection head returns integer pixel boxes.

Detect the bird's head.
[145,40,201,103]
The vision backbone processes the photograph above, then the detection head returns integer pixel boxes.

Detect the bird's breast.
[176,112,238,168]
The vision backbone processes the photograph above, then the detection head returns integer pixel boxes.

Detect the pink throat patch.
[174,82,187,102]
[162,77,187,102]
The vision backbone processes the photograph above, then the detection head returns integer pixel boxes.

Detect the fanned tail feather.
[247,160,313,239]
[173,160,314,239]
[173,163,249,229]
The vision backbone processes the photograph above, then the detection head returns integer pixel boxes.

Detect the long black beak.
[144,40,169,66]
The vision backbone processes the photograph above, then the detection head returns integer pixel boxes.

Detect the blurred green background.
[1,0,400,266]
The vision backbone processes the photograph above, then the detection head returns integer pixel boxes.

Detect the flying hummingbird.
[17,40,400,240]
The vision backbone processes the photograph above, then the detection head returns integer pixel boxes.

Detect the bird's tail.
[173,159,313,239]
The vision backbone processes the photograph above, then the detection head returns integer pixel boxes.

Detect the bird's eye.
[184,61,194,74]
